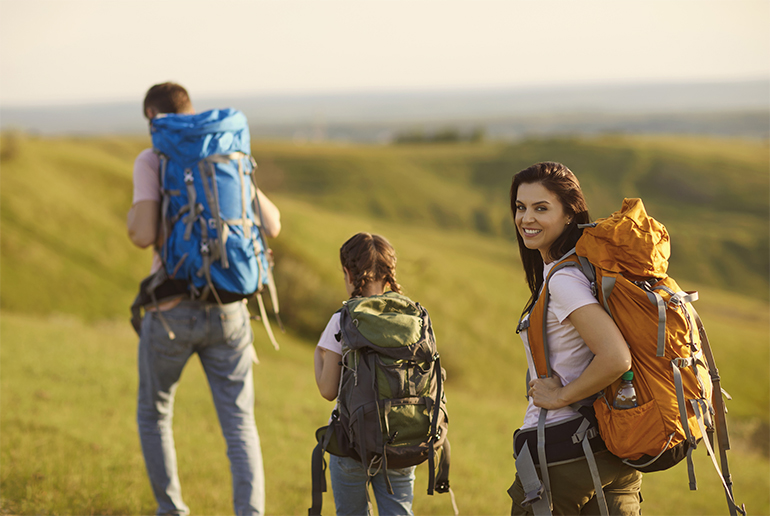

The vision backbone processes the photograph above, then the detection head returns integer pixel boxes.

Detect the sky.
[0,0,768,107]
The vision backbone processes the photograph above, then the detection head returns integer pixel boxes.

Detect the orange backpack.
[524,198,744,516]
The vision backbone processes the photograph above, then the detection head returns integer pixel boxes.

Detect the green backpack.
[309,292,452,515]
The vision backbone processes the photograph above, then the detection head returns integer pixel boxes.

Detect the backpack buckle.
[184,170,194,183]
[200,241,210,255]
[521,482,545,507]
[672,357,694,369]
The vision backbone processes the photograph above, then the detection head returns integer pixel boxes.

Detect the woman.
[508,162,642,515]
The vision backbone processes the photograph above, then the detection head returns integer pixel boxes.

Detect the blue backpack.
[132,108,281,348]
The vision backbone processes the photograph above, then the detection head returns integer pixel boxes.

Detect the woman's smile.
[515,182,571,262]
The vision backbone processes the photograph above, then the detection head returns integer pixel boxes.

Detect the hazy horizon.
[2,79,767,140]
[1,1,768,108]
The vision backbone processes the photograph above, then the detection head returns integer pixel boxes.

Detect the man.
[127,82,280,515]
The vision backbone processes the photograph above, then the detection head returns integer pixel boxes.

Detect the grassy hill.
[1,132,768,515]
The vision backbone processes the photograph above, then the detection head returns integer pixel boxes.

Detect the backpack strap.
[249,159,285,334]
[427,352,445,495]
[574,416,609,516]
[519,251,584,379]
[255,292,280,350]
[308,436,328,516]
[691,308,747,516]
[536,409,552,512]
[514,443,551,515]
[434,439,459,515]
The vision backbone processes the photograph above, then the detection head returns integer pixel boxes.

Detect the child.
[314,232,416,516]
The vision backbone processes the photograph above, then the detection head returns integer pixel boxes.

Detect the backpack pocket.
[594,397,670,461]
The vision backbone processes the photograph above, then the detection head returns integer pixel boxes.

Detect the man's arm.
[127,200,161,248]
[256,189,281,238]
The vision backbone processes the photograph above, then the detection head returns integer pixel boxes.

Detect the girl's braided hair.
[339,232,402,298]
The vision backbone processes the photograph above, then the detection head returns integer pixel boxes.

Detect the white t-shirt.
[519,262,599,429]
[317,312,342,355]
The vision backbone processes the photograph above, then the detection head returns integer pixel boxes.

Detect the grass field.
[1,133,768,515]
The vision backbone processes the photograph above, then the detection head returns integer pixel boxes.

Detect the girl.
[508,162,642,515]
[314,232,416,516]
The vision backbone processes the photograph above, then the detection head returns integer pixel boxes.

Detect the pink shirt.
[132,148,163,273]
[133,148,161,203]
[519,263,599,429]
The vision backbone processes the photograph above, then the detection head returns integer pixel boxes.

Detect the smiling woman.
[514,182,573,262]
[507,162,637,516]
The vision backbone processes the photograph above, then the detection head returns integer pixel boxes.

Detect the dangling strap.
[691,400,746,516]
[536,409,552,513]
[308,438,327,516]
[574,418,609,516]
[671,361,698,490]
[692,309,746,516]
[515,445,552,516]
[250,165,284,332]
[434,439,458,516]
[256,293,280,350]
[427,353,444,495]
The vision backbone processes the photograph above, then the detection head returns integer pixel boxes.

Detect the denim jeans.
[329,455,415,516]
[137,299,264,516]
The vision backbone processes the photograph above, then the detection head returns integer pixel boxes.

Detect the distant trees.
[393,126,486,144]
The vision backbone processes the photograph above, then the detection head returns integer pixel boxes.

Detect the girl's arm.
[528,303,631,409]
[314,347,342,401]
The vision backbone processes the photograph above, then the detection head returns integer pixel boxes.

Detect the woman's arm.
[314,347,342,401]
[528,303,631,410]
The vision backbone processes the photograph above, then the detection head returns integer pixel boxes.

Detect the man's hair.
[143,82,193,118]
[340,232,402,298]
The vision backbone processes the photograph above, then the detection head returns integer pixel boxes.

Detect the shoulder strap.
[521,252,590,379]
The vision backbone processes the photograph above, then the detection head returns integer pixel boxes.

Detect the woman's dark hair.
[340,232,402,298]
[510,162,591,298]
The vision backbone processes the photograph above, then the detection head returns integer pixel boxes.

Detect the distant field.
[1,133,768,515]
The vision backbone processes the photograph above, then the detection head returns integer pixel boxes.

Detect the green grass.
[1,133,768,515]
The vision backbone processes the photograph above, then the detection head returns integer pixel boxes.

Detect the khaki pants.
[508,450,642,516]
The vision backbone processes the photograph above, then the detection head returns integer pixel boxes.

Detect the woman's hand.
[528,376,565,410]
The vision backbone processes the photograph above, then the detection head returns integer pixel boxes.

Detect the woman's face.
[514,182,571,262]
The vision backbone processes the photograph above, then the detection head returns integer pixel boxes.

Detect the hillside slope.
[1,133,768,514]
[1,133,767,322]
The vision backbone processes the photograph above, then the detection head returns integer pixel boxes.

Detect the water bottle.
[613,371,638,409]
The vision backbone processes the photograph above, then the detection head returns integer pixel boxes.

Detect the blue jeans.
[329,455,415,516]
[137,300,264,516]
